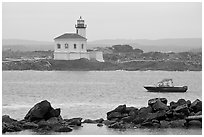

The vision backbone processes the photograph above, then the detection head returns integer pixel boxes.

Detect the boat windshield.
[157,79,174,87]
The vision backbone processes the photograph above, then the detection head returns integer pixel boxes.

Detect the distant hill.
[2,38,202,52]
[88,38,202,53]
[2,39,54,51]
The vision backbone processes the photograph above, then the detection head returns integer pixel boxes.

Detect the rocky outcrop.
[105,98,202,129]
[64,118,82,126]
[190,99,202,113]
[2,100,81,134]
[2,98,202,134]
[2,57,202,71]
[24,100,60,121]
[2,115,23,133]
[82,118,104,124]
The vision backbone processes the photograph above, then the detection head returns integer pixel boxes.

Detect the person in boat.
[157,79,174,87]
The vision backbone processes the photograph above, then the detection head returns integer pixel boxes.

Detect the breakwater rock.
[104,98,202,129]
[2,98,202,134]
[2,100,82,134]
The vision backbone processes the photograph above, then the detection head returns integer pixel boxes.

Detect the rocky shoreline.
[2,98,202,134]
[2,58,202,71]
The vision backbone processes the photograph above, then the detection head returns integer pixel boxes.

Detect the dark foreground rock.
[2,98,202,134]
[2,115,23,133]
[105,98,202,129]
[24,100,60,121]
[82,118,104,124]
[2,100,82,134]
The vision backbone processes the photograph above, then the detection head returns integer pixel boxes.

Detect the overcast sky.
[2,2,202,42]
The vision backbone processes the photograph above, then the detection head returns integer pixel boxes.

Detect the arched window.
[81,44,84,49]
[57,44,61,49]
[65,43,69,49]
[74,44,77,49]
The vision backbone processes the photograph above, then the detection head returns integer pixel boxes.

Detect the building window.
[81,44,84,49]
[74,44,77,49]
[77,30,78,34]
[65,43,68,49]
[57,44,61,49]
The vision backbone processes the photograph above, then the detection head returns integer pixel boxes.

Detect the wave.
[2,104,32,109]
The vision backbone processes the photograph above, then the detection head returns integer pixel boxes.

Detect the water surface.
[2,71,202,135]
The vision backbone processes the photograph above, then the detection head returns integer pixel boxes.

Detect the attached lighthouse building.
[54,17,104,62]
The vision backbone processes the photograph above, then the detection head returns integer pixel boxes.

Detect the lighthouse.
[53,16,104,62]
[75,16,87,38]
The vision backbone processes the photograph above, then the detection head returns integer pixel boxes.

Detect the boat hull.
[144,86,188,92]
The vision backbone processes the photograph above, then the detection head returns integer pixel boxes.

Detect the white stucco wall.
[54,52,90,60]
[54,52,70,60]
[89,51,104,62]
[54,38,104,62]
[54,38,89,60]
[69,52,90,60]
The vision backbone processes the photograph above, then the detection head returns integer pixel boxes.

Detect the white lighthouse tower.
[75,16,87,38]
[53,16,104,62]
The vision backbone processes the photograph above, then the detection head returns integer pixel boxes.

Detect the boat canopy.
[157,79,174,87]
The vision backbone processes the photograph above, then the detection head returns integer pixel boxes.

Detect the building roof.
[54,33,87,40]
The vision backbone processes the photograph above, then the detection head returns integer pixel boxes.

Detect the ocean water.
[2,71,202,135]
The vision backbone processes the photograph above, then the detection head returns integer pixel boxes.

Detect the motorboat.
[144,79,188,92]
